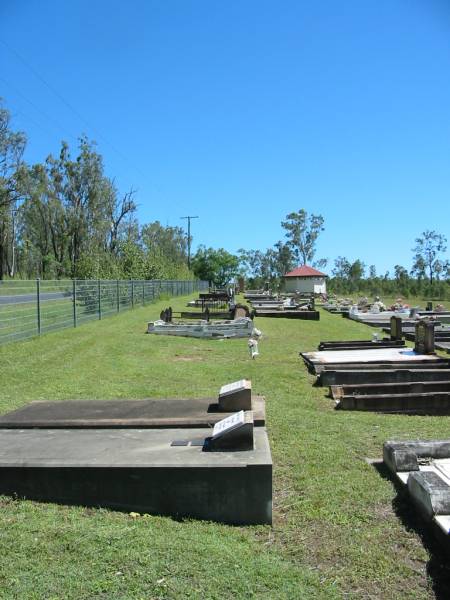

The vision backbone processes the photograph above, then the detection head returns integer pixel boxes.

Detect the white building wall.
[284,277,327,294]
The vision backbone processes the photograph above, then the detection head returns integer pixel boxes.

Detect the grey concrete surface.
[0,397,266,428]
[0,427,272,524]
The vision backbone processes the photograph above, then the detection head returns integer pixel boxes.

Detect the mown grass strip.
[0,297,449,598]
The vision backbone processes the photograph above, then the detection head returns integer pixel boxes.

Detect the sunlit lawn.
[0,296,449,599]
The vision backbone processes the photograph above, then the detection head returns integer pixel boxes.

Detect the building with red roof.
[283,265,327,294]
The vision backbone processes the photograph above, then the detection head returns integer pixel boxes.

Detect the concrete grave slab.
[302,348,448,376]
[303,347,441,365]
[318,340,405,351]
[0,427,272,524]
[331,380,450,399]
[0,396,266,429]
[255,309,320,320]
[319,367,450,387]
[338,392,450,414]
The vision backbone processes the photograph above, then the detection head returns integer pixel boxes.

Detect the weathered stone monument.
[390,316,402,341]
[415,320,435,355]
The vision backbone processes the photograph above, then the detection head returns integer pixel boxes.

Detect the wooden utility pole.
[180,215,198,270]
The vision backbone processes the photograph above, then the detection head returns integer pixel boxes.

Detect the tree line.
[236,212,449,299]
[1,99,448,296]
[0,101,191,281]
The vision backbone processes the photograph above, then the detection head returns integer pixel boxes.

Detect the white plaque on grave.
[219,380,250,397]
[212,410,245,439]
[218,380,252,411]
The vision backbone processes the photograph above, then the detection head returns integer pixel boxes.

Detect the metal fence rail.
[0,279,208,345]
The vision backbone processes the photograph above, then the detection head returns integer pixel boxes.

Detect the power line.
[0,75,79,144]
[0,38,148,182]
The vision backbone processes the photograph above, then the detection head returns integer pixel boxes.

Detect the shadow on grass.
[374,461,450,600]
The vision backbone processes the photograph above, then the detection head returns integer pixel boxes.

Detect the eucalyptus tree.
[43,137,137,276]
[0,102,26,278]
[332,256,351,279]
[412,230,448,285]
[141,221,188,271]
[281,209,325,266]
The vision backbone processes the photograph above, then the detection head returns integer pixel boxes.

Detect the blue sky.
[1,0,449,275]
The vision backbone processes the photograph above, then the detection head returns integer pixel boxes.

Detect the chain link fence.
[0,279,208,345]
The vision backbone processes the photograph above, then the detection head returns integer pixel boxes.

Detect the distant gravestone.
[390,316,403,341]
[206,410,254,451]
[234,305,248,319]
[219,380,252,411]
[426,301,433,312]
[415,320,435,355]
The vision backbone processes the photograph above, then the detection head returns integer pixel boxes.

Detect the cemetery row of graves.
[318,296,450,551]
[1,286,450,597]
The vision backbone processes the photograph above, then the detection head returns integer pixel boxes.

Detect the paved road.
[0,292,70,305]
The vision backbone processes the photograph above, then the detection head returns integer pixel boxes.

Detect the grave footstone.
[218,380,252,411]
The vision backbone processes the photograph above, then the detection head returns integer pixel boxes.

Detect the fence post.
[131,280,134,308]
[98,280,102,320]
[73,279,77,328]
[116,280,120,312]
[36,278,41,335]
[142,282,145,306]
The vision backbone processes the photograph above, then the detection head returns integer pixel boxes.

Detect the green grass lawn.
[1,297,450,599]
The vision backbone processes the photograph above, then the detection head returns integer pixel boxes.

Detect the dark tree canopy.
[191,246,239,287]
